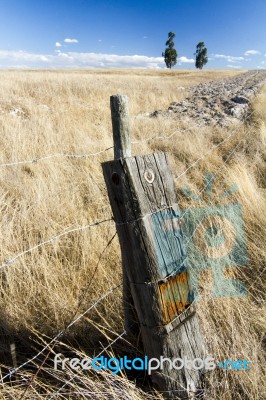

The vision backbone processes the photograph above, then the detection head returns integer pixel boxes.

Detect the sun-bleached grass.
[0,69,265,399]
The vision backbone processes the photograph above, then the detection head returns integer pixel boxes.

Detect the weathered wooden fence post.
[102,94,206,399]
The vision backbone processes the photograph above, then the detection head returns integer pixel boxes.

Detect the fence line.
[0,132,244,274]
[0,127,194,168]
[0,106,253,170]
[46,134,241,400]
[0,147,114,168]
[0,135,248,392]
[0,101,256,393]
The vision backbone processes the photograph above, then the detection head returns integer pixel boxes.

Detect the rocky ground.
[149,70,266,126]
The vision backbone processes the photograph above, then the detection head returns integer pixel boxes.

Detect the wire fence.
[0,107,252,273]
[0,106,260,398]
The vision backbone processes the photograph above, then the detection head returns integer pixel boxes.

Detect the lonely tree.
[195,42,208,69]
[162,32,178,69]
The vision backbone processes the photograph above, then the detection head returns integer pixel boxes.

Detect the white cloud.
[55,42,62,47]
[227,65,243,69]
[0,49,163,68]
[214,54,245,63]
[64,38,79,43]
[0,49,197,69]
[178,56,194,63]
[244,50,261,55]
[0,50,51,63]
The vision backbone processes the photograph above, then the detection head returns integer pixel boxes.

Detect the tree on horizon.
[162,32,177,69]
[195,42,208,69]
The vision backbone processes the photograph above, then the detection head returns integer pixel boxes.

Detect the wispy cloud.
[64,38,79,43]
[227,65,243,69]
[214,54,245,63]
[244,50,261,56]
[55,42,62,47]
[0,49,195,69]
[143,36,148,39]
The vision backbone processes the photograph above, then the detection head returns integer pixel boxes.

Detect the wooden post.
[110,94,131,159]
[102,95,205,399]
[110,95,139,335]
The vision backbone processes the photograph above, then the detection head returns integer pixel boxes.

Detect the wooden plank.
[102,151,205,398]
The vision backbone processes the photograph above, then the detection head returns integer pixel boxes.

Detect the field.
[0,69,265,399]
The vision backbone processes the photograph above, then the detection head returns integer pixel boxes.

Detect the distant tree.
[162,32,177,69]
[195,42,208,69]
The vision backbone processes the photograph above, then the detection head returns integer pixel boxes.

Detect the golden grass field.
[0,69,265,399]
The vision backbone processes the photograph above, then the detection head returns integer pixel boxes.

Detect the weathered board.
[103,152,205,398]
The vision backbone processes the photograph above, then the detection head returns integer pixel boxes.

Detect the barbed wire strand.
[2,283,122,382]
[0,126,194,168]
[0,217,113,270]
[0,147,114,167]
[131,124,193,144]
[48,329,127,400]
[18,231,118,400]
[0,105,255,170]
[175,107,255,180]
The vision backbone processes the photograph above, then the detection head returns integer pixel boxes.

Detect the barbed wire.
[0,127,191,168]
[0,110,244,273]
[48,328,127,399]
[0,105,253,169]
[0,97,261,398]
[0,131,244,279]
[131,124,193,144]
[175,107,256,180]
[2,283,123,381]
[0,217,113,270]
[0,147,114,168]
[2,229,120,399]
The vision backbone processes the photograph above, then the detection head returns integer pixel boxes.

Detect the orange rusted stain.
[159,271,192,324]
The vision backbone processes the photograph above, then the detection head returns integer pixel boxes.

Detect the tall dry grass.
[0,69,265,399]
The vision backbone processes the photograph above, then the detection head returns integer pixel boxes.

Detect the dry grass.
[0,68,265,399]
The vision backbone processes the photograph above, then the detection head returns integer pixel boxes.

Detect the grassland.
[0,69,265,399]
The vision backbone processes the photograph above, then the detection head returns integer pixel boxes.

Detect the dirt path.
[151,70,266,126]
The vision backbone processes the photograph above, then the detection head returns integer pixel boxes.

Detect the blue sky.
[0,0,265,69]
